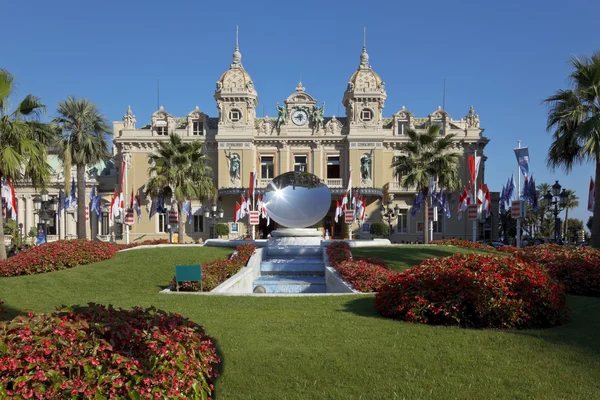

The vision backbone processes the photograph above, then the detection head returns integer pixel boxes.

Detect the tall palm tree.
[392,125,461,243]
[145,133,215,243]
[544,51,600,248]
[0,70,55,260]
[536,182,552,235]
[53,97,111,239]
[562,190,579,242]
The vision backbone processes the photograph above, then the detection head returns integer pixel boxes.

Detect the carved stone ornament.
[465,105,480,128]
[122,105,136,129]
[325,116,343,135]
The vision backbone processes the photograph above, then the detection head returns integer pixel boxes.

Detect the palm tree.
[145,133,215,243]
[53,97,111,239]
[536,182,552,235]
[0,70,55,260]
[392,125,461,243]
[544,51,600,248]
[562,190,579,242]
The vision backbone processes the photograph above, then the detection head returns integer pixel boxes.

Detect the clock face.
[292,110,308,126]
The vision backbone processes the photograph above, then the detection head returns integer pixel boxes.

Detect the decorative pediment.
[187,106,205,119]
[284,82,317,106]
[394,106,414,120]
[429,106,449,120]
[324,116,343,136]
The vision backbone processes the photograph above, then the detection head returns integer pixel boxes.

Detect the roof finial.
[364,26,366,49]
[231,25,242,68]
[359,26,370,69]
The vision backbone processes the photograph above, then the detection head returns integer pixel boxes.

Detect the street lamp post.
[542,180,569,243]
[33,191,58,240]
[380,197,400,238]
[204,203,224,239]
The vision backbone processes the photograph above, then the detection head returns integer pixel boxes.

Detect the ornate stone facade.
[9,38,496,244]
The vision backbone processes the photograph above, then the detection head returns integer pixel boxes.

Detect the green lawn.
[2,247,600,399]
[352,245,499,271]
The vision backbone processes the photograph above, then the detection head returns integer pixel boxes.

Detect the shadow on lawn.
[340,296,382,319]
[212,340,225,400]
[0,303,24,321]
[508,295,600,357]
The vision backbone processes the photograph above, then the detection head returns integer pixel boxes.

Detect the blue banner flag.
[513,147,530,178]
[58,189,65,220]
[411,192,424,217]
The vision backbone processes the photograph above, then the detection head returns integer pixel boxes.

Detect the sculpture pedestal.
[268,228,323,247]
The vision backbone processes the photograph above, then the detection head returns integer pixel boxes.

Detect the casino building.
[8,39,497,244]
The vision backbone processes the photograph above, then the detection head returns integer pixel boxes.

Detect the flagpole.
[516,141,521,248]
[348,166,352,241]
[124,155,130,245]
[472,151,477,243]
[252,168,256,241]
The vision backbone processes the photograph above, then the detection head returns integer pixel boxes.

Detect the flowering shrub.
[170,244,256,292]
[0,304,220,399]
[375,253,567,329]
[505,245,600,297]
[326,242,394,292]
[430,239,494,250]
[0,240,119,277]
[496,245,520,254]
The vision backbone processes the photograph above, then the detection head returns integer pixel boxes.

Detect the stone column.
[24,196,32,239]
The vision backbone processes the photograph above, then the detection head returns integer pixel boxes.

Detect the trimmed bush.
[0,304,220,399]
[327,242,394,292]
[369,222,389,237]
[214,223,229,237]
[430,239,495,250]
[504,244,600,297]
[375,253,567,329]
[170,244,256,292]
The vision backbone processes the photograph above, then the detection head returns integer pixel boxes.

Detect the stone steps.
[253,276,326,294]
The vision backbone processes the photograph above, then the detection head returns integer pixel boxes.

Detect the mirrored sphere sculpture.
[262,172,331,228]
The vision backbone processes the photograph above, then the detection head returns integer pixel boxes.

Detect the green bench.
[175,264,202,292]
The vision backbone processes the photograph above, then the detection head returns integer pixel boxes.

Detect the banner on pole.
[249,211,260,225]
[345,210,355,224]
[467,204,478,220]
[511,201,525,218]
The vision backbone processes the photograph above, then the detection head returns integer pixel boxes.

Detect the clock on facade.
[291,109,308,126]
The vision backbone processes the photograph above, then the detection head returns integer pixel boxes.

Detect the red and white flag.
[119,160,126,211]
[457,187,470,220]
[239,195,247,219]
[110,189,120,219]
[361,198,367,221]
[134,194,142,222]
[588,177,595,212]
[334,200,342,223]
[468,155,482,184]
[234,202,241,223]
[483,185,491,218]
[341,195,348,212]
[1,178,17,218]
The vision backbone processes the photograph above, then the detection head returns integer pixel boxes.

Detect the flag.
[441,193,451,218]
[182,201,192,224]
[334,200,341,223]
[1,178,17,218]
[249,169,257,208]
[346,167,353,193]
[92,194,102,219]
[481,185,491,218]
[119,160,126,210]
[134,194,142,222]
[505,174,515,202]
[256,194,264,215]
[514,147,530,178]
[361,198,367,221]
[411,192,423,217]
[428,176,436,199]
[89,185,96,202]
[111,189,120,219]
[351,190,357,209]
[500,185,506,214]
[240,195,247,219]
[457,188,469,220]
[129,186,135,209]
[468,155,482,184]
[341,195,348,212]
[58,189,65,220]
[149,196,157,220]
[588,177,595,212]
[65,178,76,209]
[234,202,241,223]
[355,195,364,220]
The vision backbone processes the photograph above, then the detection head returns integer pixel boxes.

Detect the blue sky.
[3,0,599,228]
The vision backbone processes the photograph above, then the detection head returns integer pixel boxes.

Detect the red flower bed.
[430,239,494,250]
[170,244,256,292]
[0,304,219,399]
[505,245,600,297]
[375,254,567,329]
[0,240,119,277]
[326,242,394,292]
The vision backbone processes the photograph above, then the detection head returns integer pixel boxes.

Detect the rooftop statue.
[275,102,287,129]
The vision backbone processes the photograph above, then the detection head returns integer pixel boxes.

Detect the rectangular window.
[193,215,204,233]
[294,155,307,172]
[326,155,340,179]
[157,126,167,136]
[260,156,274,179]
[417,222,424,233]
[396,209,408,233]
[398,121,407,135]
[101,212,109,235]
[158,213,169,233]
[192,121,203,135]
[433,216,445,233]
[434,121,444,136]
